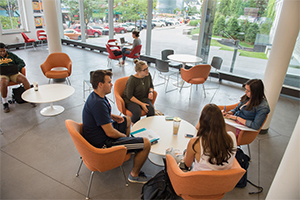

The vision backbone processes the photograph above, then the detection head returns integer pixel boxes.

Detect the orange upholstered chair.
[40,53,72,85]
[65,119,131,200]
[8,67,26,86]
[166,154,245,200]
[21,32,36,49]
[124,45,142,60]
[114,76,157,117]
[180,64,211,99]
[218,103,268,159]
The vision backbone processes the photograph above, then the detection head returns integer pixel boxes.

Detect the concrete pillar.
[108,0,114,39]
[262,0,299,130]
[266,114,300,199]
[145,0,153,55]
[79,0,86,42]
[43,0,62,53]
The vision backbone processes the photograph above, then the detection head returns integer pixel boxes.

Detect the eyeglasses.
[141,67,149,72]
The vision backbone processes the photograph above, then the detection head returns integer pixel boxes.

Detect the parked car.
[137,20,155,29]
[63,29,82,40]
[71,24,102,37]
[152,19,165,27]
[105,25,127,34]
[91,26,113,35]
[120,23,135,32]
[126,22,144,30]
[160,19,173,26]
[167,19,180,25]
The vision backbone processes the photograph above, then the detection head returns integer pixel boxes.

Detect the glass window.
[0,0,22,32]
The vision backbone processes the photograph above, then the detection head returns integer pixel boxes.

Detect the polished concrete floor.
[1,45,299,199]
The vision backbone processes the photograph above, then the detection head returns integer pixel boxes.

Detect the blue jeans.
[122,48,131,61]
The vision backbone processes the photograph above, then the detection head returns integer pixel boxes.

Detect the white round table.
[167,54,203,69]
[132,116,197,166]
[21,84,75,116]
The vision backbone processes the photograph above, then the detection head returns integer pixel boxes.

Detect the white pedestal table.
[21,84,75,116]
[132,116,197,166]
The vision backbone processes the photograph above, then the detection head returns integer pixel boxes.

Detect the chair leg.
[189,84,192,99]
[86,171,95,200]
[247,144,251,161]
[203,84,206,98]
[48,79,51,84]
[66,77,71,85]
[76,157,83,177]
[120,166,128,186]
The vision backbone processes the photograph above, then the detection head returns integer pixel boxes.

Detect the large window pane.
[0,0,22,31]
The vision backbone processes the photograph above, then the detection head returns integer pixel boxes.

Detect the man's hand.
[111,114,124,123]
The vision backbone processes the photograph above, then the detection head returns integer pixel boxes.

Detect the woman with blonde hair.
[184,104,237,171]
[123,59,154,123]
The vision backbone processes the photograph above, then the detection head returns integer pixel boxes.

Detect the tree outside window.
[0,0,21,30]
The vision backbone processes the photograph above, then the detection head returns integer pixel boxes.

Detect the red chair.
[124,45,142,60]
[107,39,119,49]
[21,32,36,49]
[37,30,47,45]
[106,44,122,68]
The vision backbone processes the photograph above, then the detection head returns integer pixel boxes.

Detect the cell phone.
[165,117,174,121]
[185,134,194,138]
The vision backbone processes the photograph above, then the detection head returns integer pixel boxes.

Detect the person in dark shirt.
[0,42,33,113]
[123,59,155,123]
[82,70,152,183]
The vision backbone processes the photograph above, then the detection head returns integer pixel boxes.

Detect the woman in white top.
[184,104,237,171]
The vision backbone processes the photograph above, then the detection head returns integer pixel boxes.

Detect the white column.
[145,0,153,55]
[266,114,300,199]
[79,0,86,42]
[108,0,114,39]
[43,0,62,53]
[262,0,299,130]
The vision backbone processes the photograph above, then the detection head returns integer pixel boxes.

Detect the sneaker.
[3,103,10,113]
[128,171,153,184]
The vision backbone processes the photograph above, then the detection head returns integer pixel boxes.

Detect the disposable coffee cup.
[33,82,38,91]
[173,117,181,135]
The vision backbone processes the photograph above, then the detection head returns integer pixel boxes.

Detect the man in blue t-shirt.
[82,70,152,184]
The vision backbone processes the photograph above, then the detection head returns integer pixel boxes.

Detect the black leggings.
[126,100,155,123]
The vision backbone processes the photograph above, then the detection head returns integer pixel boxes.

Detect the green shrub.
[189,20,201,26]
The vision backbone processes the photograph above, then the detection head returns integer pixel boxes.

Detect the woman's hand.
[148,92,153,100]
[141,102,149,113]
[225,114,237,120]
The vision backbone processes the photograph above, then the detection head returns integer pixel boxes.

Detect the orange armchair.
[180,64,211,99]
[40,53,72,85]
[65,119,131,200]
[114,76,157,117]
[218,103,268,159]
[166,154,245,200]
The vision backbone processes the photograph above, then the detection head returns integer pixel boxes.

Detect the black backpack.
[141,158,181,200]
[12,86,26,104]
[235,148,263,194]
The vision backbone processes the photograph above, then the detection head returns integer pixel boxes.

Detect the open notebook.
[131,128,160,144]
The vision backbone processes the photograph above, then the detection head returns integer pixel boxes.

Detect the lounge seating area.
[1,45,299,199]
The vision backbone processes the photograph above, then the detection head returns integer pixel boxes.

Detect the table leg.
[40,102,65,116]
[148,153,164,167]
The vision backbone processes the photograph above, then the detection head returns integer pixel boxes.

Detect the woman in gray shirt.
[121,30,141,65]
[123,59,155,123]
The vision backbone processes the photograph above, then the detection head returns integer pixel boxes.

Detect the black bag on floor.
[235,148,250,188]
[141,158,180,200]
[12,86,26,104]
[113,50,122,56]
[235,148,263,194]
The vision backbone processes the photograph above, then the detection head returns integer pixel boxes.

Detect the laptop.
[120,37,126,44]
[0,64,19,76]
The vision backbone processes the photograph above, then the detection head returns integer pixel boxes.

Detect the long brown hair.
[193,104,235,165]
[241,79,266,111]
